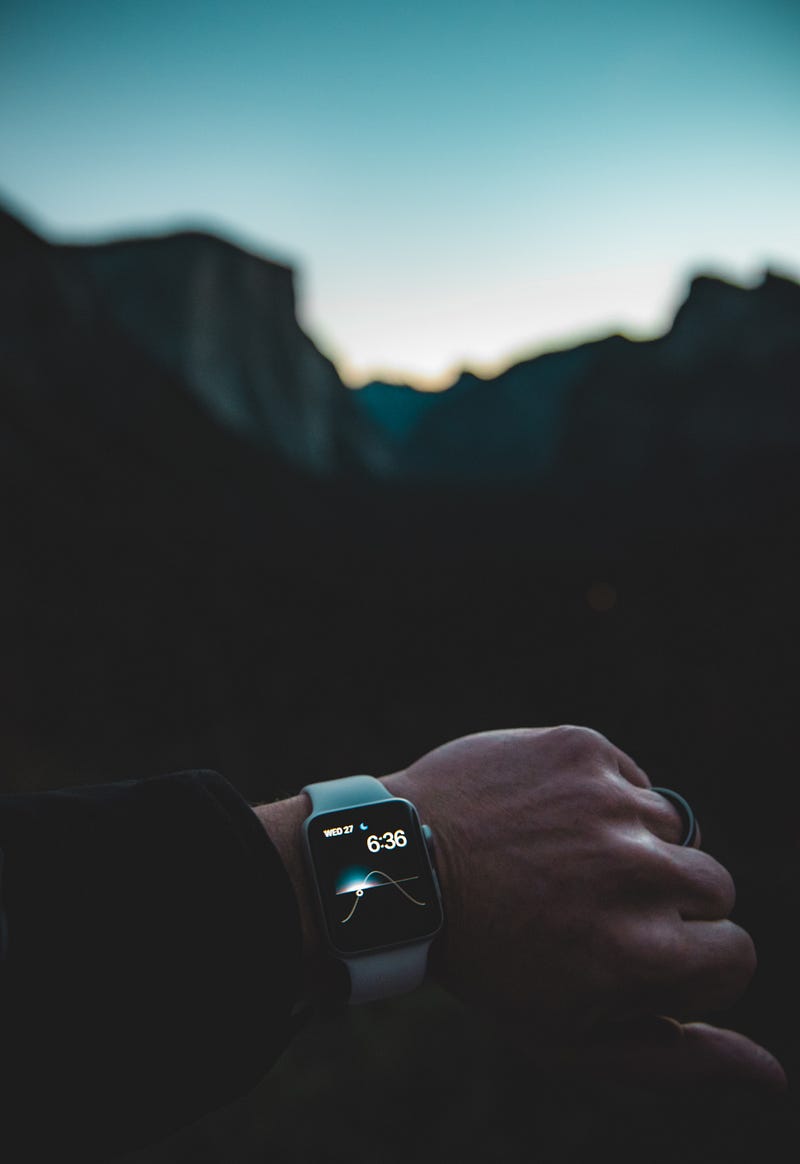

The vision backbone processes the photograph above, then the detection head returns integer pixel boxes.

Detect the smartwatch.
[301,776,444,1004]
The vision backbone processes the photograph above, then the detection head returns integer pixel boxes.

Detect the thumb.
[520,1019,788,1096]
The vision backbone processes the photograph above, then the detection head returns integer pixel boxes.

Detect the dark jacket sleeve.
[0,770,303,1162]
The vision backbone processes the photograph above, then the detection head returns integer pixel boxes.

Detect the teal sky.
[2,0,799,387]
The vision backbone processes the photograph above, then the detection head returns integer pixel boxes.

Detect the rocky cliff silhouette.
[6,204,798,501]
[357,272,800,521]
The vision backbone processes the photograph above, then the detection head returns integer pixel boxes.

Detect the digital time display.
[304,799,443,956]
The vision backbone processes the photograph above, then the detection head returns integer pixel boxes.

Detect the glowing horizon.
[330,259,796,391]
[2,0,798,392]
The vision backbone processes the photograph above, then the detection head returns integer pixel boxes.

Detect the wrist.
[253,793,333,1002]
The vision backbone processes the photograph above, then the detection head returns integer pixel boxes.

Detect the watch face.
[305,799,443,956]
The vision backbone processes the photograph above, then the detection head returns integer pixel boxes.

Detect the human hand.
[383,726,786,1093]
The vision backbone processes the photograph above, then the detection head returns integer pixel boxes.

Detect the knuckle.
[718,865,737,914]
[689,852,737,915]
[706,925,757,1010]
[614,914,680,993]
[735,924,757,982]
[549,723,611,760]
[589,771,637,820]
[712,926,759,1010]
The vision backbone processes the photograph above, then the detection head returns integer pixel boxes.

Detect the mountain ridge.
[2,203,799,507]
[4,204,798,493]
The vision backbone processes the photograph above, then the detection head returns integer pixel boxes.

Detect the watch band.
[302,775,437,1004]
[303,775,393,813]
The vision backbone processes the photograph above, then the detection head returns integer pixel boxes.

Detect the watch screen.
[305,799,443,956]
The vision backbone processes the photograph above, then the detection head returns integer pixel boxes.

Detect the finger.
[637,786,702,849]
[654,844,736,921]
[528,1019,788,1096]
[612,745,652,789]
[639,918,756,1016]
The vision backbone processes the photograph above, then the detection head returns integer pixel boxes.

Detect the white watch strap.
[303,775,392,812]
[346,945,432,1004]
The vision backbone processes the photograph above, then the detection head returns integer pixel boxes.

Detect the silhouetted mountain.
[10,203,798,504]
[353,377,437,441]
[353,272,800,496]
[61,226,390,475]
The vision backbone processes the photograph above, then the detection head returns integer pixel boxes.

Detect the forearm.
[0,770,303,1162]
[254,792,324,989]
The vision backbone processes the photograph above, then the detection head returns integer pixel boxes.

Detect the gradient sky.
[2,0,799,388]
